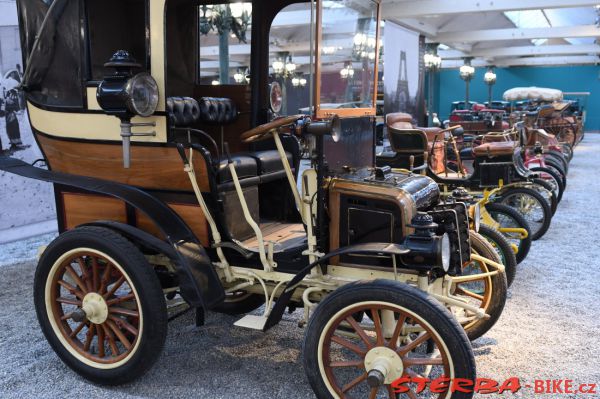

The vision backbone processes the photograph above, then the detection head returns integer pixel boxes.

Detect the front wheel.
[477,224,518,287]
[485,203,532,264]
[496,187,552,240]
[34,226,168,385]
[303,280,476,399]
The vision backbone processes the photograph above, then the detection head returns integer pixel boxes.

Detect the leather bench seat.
[472,141,516,157]
[248,150,294,182]
[218,154,258,184]
[216,150,294,189]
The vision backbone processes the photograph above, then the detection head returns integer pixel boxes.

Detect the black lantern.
[97,50,159,168]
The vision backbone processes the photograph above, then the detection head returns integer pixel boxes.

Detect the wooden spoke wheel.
[35,227,167,385]
[47,250,142,366]
[303,280,476,399]
[453,231,507,341]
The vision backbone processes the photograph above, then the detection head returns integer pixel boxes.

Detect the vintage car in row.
[0,0,511,397]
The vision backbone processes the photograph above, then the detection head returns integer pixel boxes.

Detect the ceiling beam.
[382,0,598,19]
[440,44,600,59]
[441,55,599,68]
[434,25,600,43]
[386,18,438,37]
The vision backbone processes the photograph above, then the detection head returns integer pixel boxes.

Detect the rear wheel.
[34,227,167,385]
[303,280,476,399]
[477,224,518,287]
[497,187,551,240]
[485,203,532,264]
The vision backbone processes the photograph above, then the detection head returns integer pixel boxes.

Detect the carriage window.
[86,0,148,80]
[17,0,83,107]
[197,3,252,85]
[268,3,314,116]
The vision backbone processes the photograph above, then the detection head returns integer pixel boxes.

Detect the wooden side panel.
[136,203,209,247]
[62,192,209,247]
[62,193,127,230]
[37,134,210,192]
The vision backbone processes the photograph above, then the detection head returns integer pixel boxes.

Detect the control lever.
[409,155,415,172]
[176,143,189,166]
[223,142,233,164]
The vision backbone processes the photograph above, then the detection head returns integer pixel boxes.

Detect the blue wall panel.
[435,65,600,131]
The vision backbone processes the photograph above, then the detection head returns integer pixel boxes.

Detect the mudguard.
[0,156,225,309]
[263,242,409,331]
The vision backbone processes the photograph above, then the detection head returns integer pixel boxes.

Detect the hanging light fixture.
[233,68,245,83]
[284,55,297,74]
[292,73,307,88]
[272,58,285,74]
[340,62,355,79]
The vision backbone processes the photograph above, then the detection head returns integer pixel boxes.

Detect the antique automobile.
[0,0,515,397]
[376,113,554,240]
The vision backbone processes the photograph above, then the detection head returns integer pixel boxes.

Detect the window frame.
[314,0,381,119]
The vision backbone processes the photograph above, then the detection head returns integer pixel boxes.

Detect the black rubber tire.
[545,150,569,174]
[461,231,508,341]
[303,280,476,399]
[545,158,568,188]
[532,178,558,216]
[477,224,518,287]
[530,166,564,204]
[497,186,552,240]
[212,292,265,315]
[485,202,532,264]
[34,226,167,385]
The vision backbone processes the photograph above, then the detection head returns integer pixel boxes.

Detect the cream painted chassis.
[177,130,505,331]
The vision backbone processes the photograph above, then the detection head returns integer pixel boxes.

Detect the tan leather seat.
[386,112,413,129]
[473,141,516,157]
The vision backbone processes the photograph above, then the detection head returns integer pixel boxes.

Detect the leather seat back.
[386,112,413,129]
[198,97,238,124]
[166,97,201,127]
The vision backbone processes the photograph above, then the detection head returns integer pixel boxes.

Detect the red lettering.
[474,378,499,394]
[534,380,545,393]
[429,376,450,393]
[451,378,474,393]
[552,379,564,393]
[564,380,573,394]
[412,377,430,393]
[498,377,522,394]
[391,376,411,394]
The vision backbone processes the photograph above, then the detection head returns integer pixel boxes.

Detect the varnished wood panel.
[63,193,127,230]
[136,203,209,247]
[37,134,210,192]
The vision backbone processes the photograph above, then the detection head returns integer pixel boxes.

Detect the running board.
[234,315,268,330]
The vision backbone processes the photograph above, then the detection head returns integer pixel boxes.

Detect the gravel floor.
[1,135,599,398]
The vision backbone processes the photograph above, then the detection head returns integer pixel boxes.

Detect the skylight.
[504,9,550,46]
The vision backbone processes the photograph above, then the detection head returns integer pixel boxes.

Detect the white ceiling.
[381,0,600,67]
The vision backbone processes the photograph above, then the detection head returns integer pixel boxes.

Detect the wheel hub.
[364,346,404,387]
[80,292,109,324]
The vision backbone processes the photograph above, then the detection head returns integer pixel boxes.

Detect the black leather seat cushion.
[248,150,293,175]
[167,97,200,127]
[198,97,237,124]
[217,154,257,184]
